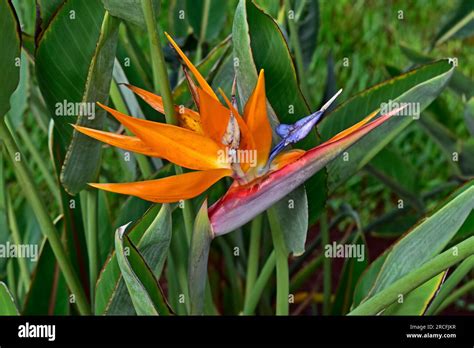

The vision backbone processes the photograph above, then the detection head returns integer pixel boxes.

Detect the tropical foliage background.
[0,0,473,316]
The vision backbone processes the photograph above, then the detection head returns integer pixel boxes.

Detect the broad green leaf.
[36,0,107,149]
[188,200,213,315]
[95,203,171,315]
[36,0,64,33]
[383,272,445,315]
[465,98,474,137]
[168,0,189,38]
[367,147,423,211]
[0,0,21,118]
[270,185,308,256]
[419,113,474,176]
[400,44,474,99]
[295,0,319,68]
[0,282,19,315]
[102,0,158,29]
[12,0,36,36]
[332,234,368,315]
[22,238,69,315]
[186,0,228,42]
[253,0,279,18]
[0,153,8,277]
[431,0,474,48]
[60,13,120,194]
[321,60,454,191]
[115,217,170,315]
[7,51,29,128]
[233,0,326,226]
[368,185,474,298]
[98,190,113,265]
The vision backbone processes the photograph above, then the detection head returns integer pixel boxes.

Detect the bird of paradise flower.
[74,34,404,236]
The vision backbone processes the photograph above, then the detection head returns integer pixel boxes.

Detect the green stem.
[242,251,276,315]
[284,0,310,102]
[268,208,289,315]
[321,212,331,315]
[141,0,177,125]
[291,253,323,292]
[0,118,90,315]
[434,279,474,314]
[425,255,474,315]
[142,0,194,239]
[195,0,211,63]
[17,126,60,203]
[245,214,263,300]
[85,189,98,306]
[6,193,30,290]
[348,237,474,315]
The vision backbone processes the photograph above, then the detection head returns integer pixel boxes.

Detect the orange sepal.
[327,109,379,143]
[97,103,229,171]
[89,168,232,203]
[270,149,306,171]
[72,125,161,157]
[197,87,230,144]
[165,32,218,100]
[243,70,272,167]
[125,84,203,134]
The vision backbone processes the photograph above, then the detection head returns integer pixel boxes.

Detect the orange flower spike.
[90,168,232,203]
[243,70,273,168]
[96,103,229,171]
[165,32,218,100]
[327,109,380,143]
[72,125,161,157]
[125,84,203,134]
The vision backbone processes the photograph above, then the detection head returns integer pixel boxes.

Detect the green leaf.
[431,0,474,48]
[186,0,228,42]
[0,153,8,277]
[102,0,158,29]
[400,44,474,99]
[465,98,474,137]
[0,282,19,315]
[0,0,21,118]
[36,0,64,33]
[270,185,308,256]
[366,185,474,300]
[36,0,106,147]
[22,238,69,315]
[95,203,172,315]
[168,0,189,38]
[367,147,423,211]
[7,50,29,128]
[115,215,170,315]
[295,0,319,68]
[60,13,120,194]
[383,272,445,315]
[332,234,368,315]
[320,60,454,191]
[233,0,326,226]
[419,113,474,176]
[188,200,213,315]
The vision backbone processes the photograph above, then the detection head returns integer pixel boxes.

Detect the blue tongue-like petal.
[266,89,343,168]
